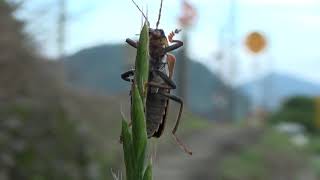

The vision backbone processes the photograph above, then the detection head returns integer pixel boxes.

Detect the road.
[153,126,262,180]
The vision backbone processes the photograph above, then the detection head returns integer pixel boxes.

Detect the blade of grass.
[134,22,149,100]
[143,161,153,180]
[131,84,147,179]
[121,21,151,180]
[131,21,149,179]
[121,117,134,180]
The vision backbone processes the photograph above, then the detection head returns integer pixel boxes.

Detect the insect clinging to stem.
[121,0,192,155]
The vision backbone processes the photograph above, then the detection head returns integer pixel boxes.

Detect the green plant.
[218,130,310,180]
[269,96,317,133]
[121,22,152,180]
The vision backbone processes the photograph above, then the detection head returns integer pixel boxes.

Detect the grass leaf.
[134,22,149,100]
[121,117,134,180]
[131,84,147,178]
[143,161,153,180]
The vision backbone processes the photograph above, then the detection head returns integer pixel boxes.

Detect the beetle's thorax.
[150,54,169,75]
[149,39,165,60]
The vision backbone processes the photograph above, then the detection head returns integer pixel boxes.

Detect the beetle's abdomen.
[146,89,169,138]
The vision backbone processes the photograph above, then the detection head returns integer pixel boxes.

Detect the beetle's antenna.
[131,0,150,25]
[156,0,164,29]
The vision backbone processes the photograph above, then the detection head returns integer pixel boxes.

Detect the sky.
[18,0,320,85]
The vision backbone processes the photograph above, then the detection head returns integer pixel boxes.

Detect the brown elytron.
[121,0,192,155]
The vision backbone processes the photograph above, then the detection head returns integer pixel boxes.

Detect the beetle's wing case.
[146,86,169,137]
[166,53,176,79]
[146,55,169,137]
[146,54,176,138]
[154,54,170,75]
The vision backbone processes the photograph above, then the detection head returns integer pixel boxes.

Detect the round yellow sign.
[245,32,267,54]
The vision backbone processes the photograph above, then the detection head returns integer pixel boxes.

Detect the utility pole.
[177,0,196,103]
[177,32,188,102]
[225,0,238,121]
[57,0,66,60]
[56,0,67,82]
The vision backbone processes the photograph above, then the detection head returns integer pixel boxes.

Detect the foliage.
[218,130,311,180]
[121,22,152,180]
[269,96,316,133]
[0,2,110,179]
[0,103,95,180]
[309,136,320,155]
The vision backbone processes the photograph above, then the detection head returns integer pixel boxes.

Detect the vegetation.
[269,96,317,133]
[218,130,313,180]
[121,22,152,180]
[0,2,115,179]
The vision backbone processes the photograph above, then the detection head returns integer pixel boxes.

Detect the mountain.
[65,44,130,94]
[239,73,320,110]
[65,44,250,121]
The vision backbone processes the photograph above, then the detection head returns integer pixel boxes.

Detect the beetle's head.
[148,28,169,60]
[149,28,168,48]
[149,28,164,38]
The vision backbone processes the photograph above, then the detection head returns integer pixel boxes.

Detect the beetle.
[121,0,192,155]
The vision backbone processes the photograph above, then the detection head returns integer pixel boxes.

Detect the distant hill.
[65,44,130,94]
[239,73,320,110]
[65,44,250,121]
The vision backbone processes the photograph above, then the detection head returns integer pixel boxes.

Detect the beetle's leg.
[126,38,138,48]
[147,81,173,90]
[153,70,176,89]
[158,92,192,155]
[121,69,135,82]
[164,40,183,53]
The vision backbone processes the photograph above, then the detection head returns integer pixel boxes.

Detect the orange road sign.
[245,32,267,54]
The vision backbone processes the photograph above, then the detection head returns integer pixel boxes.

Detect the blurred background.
[1,0,320,179]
